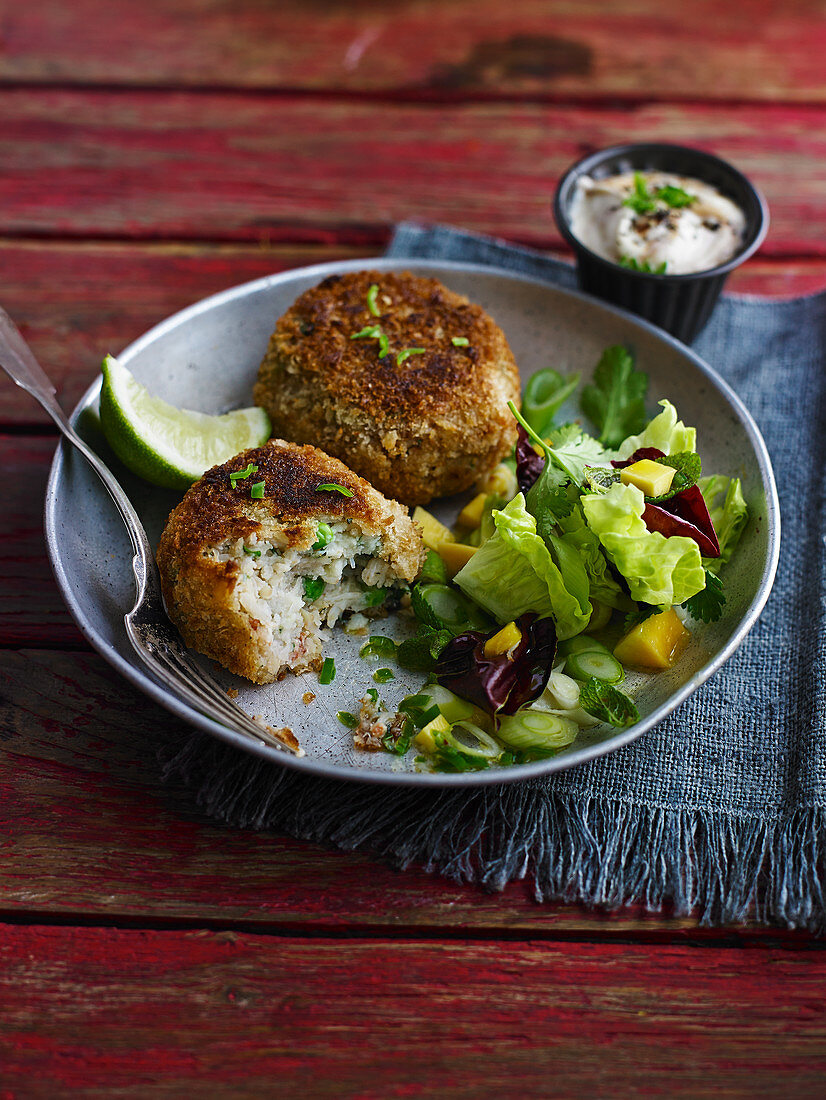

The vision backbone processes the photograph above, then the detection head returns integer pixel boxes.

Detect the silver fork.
[0,308,302,757]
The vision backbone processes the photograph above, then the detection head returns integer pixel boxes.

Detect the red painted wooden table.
[2,3,826,1095]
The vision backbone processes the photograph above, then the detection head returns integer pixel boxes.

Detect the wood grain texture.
[0,649,819,941]
[0,91,824,253]
[0,242,824,426]
[1,926,825,1097]
[0,647,675,933]
[1,0,825,104]
[0,241,369,424]
[0,437,83,646]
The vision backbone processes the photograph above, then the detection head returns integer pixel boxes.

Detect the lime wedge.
[99,354,271,490]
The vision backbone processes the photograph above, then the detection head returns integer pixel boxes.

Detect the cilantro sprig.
[682,570,725,623]
[580,345,649,450]
[619,256,667,274]
[579,677,640,728]
[623,172,696,216]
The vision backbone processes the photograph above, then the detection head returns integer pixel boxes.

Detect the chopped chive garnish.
[351,324,382,340]
[396,347,426,366]
[230,463,259,484]
[243,545,262,559]
[398,694,431,714]
[378,332,389,358]
[302,576,325,601]
[312,522,334,551]
[367,283,381,317]
[316,482,354,497]
[250,481,265,499]
[373,668,395,683]
[417,704,441,727]
[336,711,358,728]
[451,336,469,347]
[319,657,336,685]
[359,635,397,659]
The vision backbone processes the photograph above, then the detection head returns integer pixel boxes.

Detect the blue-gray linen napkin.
[164,222,826,931]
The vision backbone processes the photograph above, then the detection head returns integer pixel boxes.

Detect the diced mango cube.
[414,713,451,753]
[476,463,518,500]
[483,621,522,659]
[620,459,675,498]
[438,541,477,578]
[412,506,455,551]
[456,493,488,529]
[613,609,690,671]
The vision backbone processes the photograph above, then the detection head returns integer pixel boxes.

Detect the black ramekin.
[553,143,770,344]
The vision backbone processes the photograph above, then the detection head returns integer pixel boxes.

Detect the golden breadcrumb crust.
[253,270,521,504]
[156,439,424,683]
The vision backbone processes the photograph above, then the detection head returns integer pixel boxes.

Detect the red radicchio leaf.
[610,447,667,468]
[434,613,558,716]
[644,488,720,558]
[611,447,720,558]
[515,426,545,493]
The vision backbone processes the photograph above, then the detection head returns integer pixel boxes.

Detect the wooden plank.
[0,436,83,646]
[0,241,825,427]
[0,241,369,425]
[0,926,824,1097]
[0,648,816,939]
[0,0,825,104]
[0,91,823,255]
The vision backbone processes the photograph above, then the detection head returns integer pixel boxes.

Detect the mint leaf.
[646,452,702,503]
[580,346,649,450]
[396,625,452,671]
[681,570,725,623]
[579,677,640,728]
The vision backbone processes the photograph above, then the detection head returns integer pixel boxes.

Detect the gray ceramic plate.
[45,259,779,786]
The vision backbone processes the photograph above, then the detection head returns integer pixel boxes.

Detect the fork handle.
[0,307,155,580]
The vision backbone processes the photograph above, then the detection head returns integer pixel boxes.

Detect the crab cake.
[156,439,424,685]
[253,270,521,505]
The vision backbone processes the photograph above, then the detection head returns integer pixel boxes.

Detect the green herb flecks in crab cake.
[253,269,522,505]
[156,439,424,685]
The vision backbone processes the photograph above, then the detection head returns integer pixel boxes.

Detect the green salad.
[351,345,749,773]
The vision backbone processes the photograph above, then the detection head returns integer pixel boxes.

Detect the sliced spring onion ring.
[448,721,503,759]
[496,709,579,751]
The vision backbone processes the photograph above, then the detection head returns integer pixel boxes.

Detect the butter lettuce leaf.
[556,503,633,610]
[581,482,706,609]
[454,494,591,639]
[615,400,696,459]
[698,475,749,573]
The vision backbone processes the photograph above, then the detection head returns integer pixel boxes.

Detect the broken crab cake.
[156,439,425,684]
[253,270,521,505]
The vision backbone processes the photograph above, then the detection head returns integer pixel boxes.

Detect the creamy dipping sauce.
[569,171,746,275]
